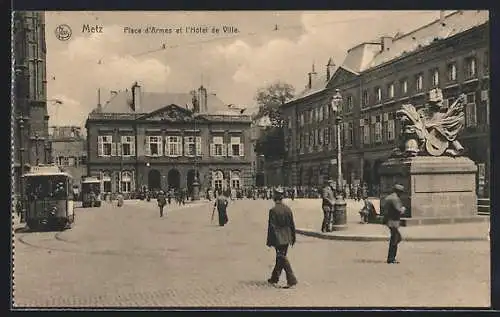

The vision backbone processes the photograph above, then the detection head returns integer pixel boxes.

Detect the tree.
[254,81,295,127]
[255,126,285,160]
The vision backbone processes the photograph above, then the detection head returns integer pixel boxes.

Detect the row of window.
[55,155,87,167]
[293,90,489,155]
[362,55,484,107]
[97,135,245,158]
[96,170,243,193]
[99,170,135,193]
[297,115,397,153]
[294,52,489,127]
[212,170,242,190]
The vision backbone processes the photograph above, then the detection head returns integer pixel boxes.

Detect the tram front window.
[25,176,68,200]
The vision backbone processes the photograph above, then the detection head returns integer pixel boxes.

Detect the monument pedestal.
[380,156,485,226]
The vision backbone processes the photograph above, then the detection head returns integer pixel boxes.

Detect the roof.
[101,90,228,114]
[288,72,331,103]
[23,165,73,178]
[82,178,100,183]
[365,10,489,71]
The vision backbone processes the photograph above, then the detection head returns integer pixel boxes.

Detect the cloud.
[47,94,85,126]
[208,11,446,104]
[46,24,171,126]
[45,11,453,126]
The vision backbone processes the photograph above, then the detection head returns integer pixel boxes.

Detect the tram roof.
[23,171,73,178]
[22,165,73,178]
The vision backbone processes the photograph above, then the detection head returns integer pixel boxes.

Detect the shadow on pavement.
[354,259,387,264]
[238,280,275,288]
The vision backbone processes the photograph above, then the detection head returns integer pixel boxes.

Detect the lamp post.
[191,116,200,201]
[330,89,347,229]
[145,162,150,191]
[34,132,40,165]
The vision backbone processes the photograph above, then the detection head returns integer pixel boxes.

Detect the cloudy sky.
[45,10,453,127]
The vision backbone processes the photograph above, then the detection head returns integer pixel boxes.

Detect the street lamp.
[34,132,40,165]
[330,89,347,229]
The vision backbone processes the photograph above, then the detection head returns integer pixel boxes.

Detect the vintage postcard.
[11,10,490,308]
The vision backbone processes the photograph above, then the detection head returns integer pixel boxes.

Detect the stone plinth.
[379,156,478,224]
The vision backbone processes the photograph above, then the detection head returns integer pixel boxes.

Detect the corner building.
[85,84,253,197]
[13,11,51,195]
[280,10,489,197]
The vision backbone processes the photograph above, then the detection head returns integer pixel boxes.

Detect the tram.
[81,176,102,208]
[23,165,75,230]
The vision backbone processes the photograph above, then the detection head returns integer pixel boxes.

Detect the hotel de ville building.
[272,10,489,198]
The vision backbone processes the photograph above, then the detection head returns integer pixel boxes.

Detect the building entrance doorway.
[168,169,181,190]
[148,169,161,191]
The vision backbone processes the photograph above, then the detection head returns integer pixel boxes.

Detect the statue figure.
[392,88,466,157]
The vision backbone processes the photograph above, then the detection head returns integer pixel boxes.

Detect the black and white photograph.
[11,10,491,308]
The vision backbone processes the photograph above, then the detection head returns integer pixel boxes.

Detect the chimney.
[326,58,335,81]
[131,82,142,112]
[380,36,393,52]
[439,10,446,26]
[198,85,208,113]
[307,63,317,89]
[96,88,102,112]
[191,90,200,113]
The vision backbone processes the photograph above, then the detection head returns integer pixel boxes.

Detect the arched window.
[230,171,241,189]
[213,171,224,190]
[121,171,132,193]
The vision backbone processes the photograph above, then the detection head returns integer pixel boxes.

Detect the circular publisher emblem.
[55,24,72,41]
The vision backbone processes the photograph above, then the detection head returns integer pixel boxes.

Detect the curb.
[296,229,488,242]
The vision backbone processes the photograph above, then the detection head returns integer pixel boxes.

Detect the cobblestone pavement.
[13,199,490,307]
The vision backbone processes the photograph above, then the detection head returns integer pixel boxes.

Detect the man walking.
[321,179,335,232]
[157,190,167,217]
[382,184,407,264]
[266,187,298,288]
[213,190,229,226]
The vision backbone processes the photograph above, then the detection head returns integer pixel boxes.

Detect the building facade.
[85,84,253,197]
[49,126,87,185]
[279,10,489,197]
[12,11,51,195]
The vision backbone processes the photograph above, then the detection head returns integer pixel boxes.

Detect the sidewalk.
[284,198,489,242]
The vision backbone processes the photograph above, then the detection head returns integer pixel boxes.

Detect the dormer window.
[416,73,424,92]
[388,83,395,99]
[375,87,382,103]
[431,69,439,87]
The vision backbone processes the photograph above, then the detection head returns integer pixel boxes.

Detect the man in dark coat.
[321,179,336,232]
[266,187,298,288]
[382,184,407,264]
[213,190,229,226]
[157,190,167,217]
[359,195,377,223]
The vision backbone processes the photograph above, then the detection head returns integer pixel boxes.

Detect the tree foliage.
[253,81,295,159]
[255,127,285,160]
[254,81,295,128]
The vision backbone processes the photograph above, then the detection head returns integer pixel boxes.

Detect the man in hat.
[157,190,167,217]
[266,186,298,288]
[321,179,336,232]
[382,184,407,264]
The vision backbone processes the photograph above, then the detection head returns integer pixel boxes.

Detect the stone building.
[49,126,87,185]
[12,11,51,195]
[279,10,489,197]
[85,83,253,197]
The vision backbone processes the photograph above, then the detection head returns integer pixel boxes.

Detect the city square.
[12,10,492,309]
[13,198,490,307]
